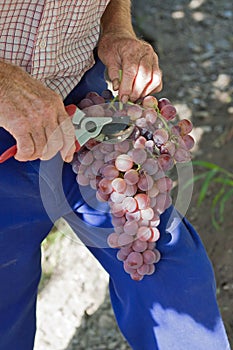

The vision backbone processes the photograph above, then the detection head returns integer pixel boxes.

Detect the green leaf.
[193,160,233,178]
[213,177,233,187]
[219,188,233,223]
[197,168,219,206]
[210,187,225,229]
[180,173,207,191]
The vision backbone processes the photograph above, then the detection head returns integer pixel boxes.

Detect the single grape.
[137,226,152,241]
[142,158,159,176]
[138,173,154,191]
[107,232,120,248]
[143,250,157,264]
[160,104,177,120]
[127,105,143,120]
[132,239,148,252]
[137,263,150,275]
[78,98,93,109]
[85,104,105,118]
[182,134,195,150]
[142,95,158,108]
[124,169,139,185]
[131,148,147,165]
[118,233,135,247]
[174,148,191,162]
[122,196,138,213]
[135,193,150,209]
[178,119,193,135]
[111,177,127,193]
[115,154,134,172]
[158,97,172,110]
[126,251,143,268]
[123,220,139,235]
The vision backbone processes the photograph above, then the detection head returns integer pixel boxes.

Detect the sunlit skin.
[0,0,162,162]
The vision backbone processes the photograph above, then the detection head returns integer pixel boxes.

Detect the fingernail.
[122,95,129,104]
[112,79,119,91]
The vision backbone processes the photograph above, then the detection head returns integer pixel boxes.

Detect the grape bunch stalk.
[71,90,194,281]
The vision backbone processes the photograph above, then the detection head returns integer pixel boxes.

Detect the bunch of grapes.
[71,91,194,281]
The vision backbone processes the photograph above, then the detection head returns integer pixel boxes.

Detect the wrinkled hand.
[0,61,76,162]
[98,33,163,102]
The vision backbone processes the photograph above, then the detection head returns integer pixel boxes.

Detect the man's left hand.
[98,33,162,103]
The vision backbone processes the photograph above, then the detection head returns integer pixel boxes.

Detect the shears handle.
[0,105,80,163]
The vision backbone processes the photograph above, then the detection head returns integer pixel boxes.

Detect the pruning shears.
[0,104,134,163]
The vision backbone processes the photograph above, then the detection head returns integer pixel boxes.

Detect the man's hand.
[0,61,76,162]
[98,33,162,103]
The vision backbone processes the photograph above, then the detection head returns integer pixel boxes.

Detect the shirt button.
[39,39,47,49]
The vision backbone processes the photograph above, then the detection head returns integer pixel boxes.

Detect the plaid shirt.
[0,0,110,99]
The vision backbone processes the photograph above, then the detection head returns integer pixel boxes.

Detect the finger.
[58,114,76,162]
[129,56,154,101]
[118,62,138,102]
[141,65,163,97]
[14,133,35,161]
[41,121,64,160]
[107,66,121,91]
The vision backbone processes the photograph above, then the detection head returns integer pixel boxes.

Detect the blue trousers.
[0,58,230,350]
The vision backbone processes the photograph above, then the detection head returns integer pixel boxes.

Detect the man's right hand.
[0,60,76,162]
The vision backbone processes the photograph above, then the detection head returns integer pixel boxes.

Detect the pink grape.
[101,165,119,179]
[125,210,141,222]
[107,233,120,248]
[143,109,158,124]
[138,173,154,191]
[76,173,89,186]
[126,251,143,268]
[140,207,154,221]
[131,148,147,165]
[123,220,139,235]
[137,226,152,241]
[182,134,195,150]
[118,233,134,247]
[110,191,126,204]
[127,105,143,120]
[115,154,133,172]
[160,104,177,120]
[147,264,156,275]
[158,154,174,172]
[122,196,138,213]
[85,104,105,118]
[124,184,138,196]
[130,271,144,281]
[142,158,159,175]
[149,227,160,242]
[178,119,193,135]
[142,95,158,108]
[98,178,113,194]
[158,97,172,110]
[143,250,157,264]
[153,128,169,146]
[114,140,130,153]
[111,178,127,193]
[137,263,150,275]
[133,136,147,149]
[135,193,150,209]
[123,261,137,274]
[124,169,139,185]
[156,177,173,193]
[174,148,191,162]
[132,239,148,253]
[78,98,93,109]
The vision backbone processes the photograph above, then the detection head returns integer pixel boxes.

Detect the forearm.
[100,0,136,37]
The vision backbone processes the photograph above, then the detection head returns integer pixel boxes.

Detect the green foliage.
[190,160,233,229]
